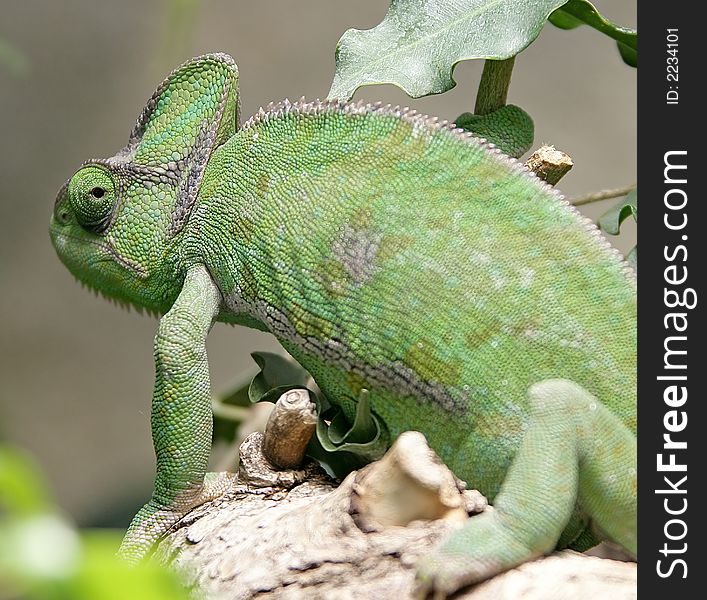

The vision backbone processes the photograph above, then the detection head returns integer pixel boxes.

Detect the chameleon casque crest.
[50,53,636,595]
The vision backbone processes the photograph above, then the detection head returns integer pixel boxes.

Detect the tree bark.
[155,428,636,599]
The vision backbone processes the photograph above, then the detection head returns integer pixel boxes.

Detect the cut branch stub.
[260,388,318,470]
[525,145,573,185]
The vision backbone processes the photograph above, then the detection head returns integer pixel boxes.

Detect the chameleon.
[49,53,636,596]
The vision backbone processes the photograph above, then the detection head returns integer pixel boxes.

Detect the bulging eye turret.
[68,166,117,234]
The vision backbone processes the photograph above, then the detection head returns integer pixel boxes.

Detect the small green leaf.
[617,41,637,68]
[214,352,314,443]
[305,429,366,479]
[328,390,378,445]
[315,390,387,458]
[309,390,389,478]
[454,105,534,158]
[248,351,313,404]
[626,246,637,271]
[216,353,388,479]
[329,0,567,100]
[547,10,583,29]
[549,0,637,67]
[598,189,637,235]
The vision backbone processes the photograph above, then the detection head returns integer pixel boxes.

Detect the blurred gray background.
[0,0,635,527]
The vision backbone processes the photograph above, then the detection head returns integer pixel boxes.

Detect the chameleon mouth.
[50,229,158,315]
[50,228,148,279]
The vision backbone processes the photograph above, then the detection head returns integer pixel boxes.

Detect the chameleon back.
[191,100,636,496]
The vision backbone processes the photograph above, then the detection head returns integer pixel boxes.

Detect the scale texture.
[50,54,636,597]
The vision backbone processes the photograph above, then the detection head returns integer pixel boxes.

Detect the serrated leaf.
[598,189,637,235]
[549,0,637,67]
[329,0,567,100]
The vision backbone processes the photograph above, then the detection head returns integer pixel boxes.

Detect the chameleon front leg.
[416,379,636,597]
[118,265,233,564]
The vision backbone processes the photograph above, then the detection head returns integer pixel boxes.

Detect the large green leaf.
[549,0,637,67]
[329,0,567,100]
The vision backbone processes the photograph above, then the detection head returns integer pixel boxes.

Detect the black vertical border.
[638,3,702,597]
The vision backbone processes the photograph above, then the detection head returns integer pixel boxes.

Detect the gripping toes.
[414,549,485,599]
[118,471,235,564]
[413,509,543,598]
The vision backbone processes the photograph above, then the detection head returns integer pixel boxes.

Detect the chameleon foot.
[415,379,636,597]
[118,471,235,564]
[415,551,479,599]
[414,509,539,598]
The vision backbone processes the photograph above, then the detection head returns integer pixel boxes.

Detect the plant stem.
[212,400,251,423]
[474,57,516,115]
[570,184,636,207]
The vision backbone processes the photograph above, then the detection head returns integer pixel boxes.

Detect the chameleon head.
[50,160,176,312]
[49,53,240,313]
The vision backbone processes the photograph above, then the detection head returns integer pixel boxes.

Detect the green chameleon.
[50,54,636,596]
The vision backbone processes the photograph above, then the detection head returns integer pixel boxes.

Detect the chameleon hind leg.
[415,379,636,597]
[118,265,234,564]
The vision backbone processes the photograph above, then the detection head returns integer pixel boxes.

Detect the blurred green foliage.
[0,448,190,600]
[155,0,202,72]
[0,37,30,76]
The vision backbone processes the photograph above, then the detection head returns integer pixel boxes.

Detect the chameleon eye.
[68,166,117,234]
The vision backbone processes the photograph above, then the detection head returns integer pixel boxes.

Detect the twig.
[570,184,636,207]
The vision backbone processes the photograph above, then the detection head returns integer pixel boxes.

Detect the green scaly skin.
[50,54,636,597]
